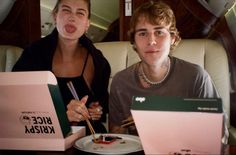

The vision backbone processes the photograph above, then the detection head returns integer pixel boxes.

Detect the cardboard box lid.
[131,96,224,154]
[0,71,71,139]
[132,95,223,113]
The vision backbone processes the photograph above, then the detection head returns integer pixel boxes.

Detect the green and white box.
[131,96,224,155]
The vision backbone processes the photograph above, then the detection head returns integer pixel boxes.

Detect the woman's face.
[134,17,175,66]
[54,0,90,40]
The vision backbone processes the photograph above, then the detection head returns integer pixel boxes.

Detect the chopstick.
[121,120,135,128]
[121,116,135,128]
[67,81,98,142]
[67,81,79,100]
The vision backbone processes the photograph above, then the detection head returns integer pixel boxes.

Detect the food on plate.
[92,134,122,144]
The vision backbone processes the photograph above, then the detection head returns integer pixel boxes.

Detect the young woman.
[109,1,219,135]
[13,0,111,135]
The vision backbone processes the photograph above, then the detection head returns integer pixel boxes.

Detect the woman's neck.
[57,37,81,61]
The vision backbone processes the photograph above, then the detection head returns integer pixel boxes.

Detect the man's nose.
[148,33,157,45]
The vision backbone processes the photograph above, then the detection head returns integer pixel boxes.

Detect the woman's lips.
[65,24,77,33]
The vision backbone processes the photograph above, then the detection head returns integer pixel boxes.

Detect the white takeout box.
[131,96,224,155]
[0,71,85,151]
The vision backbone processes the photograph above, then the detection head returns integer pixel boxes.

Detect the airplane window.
[198,0,235,17]
[225,3,236,42]
[0,0,16,24]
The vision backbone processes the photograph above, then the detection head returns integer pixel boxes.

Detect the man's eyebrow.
[154,26,166,30]
[135,26,166,32]
[135,28,147,33]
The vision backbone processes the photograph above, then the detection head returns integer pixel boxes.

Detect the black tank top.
[56,51,96,108]
[56,52,107,134]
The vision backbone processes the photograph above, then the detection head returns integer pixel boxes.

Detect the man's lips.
[145,50,159,53]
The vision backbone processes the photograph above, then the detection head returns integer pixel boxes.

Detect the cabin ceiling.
[40,0,119,42]
[1,0,235,43]
[198,0,235,17]
[40,0,236,42]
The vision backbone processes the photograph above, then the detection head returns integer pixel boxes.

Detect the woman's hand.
[66,95,90,122]
[88,101,103,121]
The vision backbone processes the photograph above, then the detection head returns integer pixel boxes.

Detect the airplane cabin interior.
[1,0,236,153]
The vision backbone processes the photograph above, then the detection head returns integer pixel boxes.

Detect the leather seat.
[1,38,235,144]
[94,39,236,144]
[0,45,23,72]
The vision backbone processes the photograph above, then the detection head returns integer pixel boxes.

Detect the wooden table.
[1,145,235,155]
[0,148,144,155]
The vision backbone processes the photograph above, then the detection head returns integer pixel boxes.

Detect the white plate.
[74,133,143,154]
